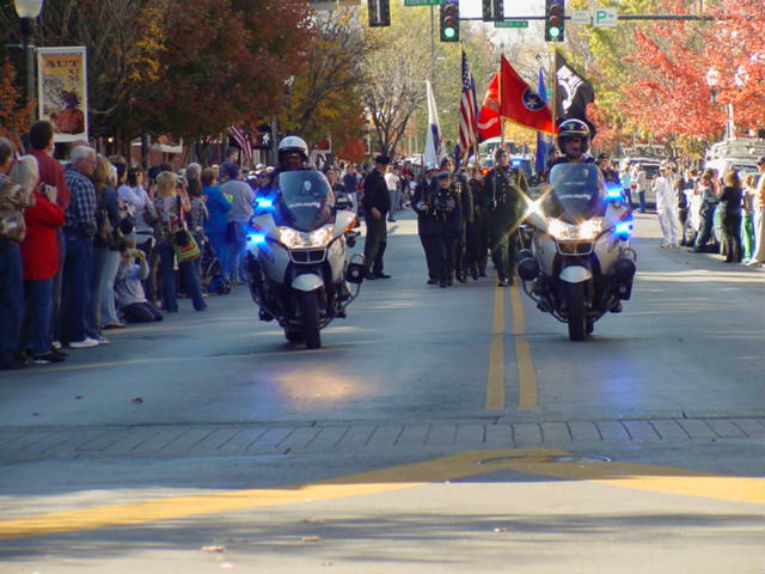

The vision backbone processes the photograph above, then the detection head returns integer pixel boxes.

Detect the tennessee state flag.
[498,55,554,134]
[477,73,501,141]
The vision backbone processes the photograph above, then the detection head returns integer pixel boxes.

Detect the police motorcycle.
[517,163,637,341]
[244,170,364,349]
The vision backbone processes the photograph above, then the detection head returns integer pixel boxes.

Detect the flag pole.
[499,53,505,152]
[551,48,558,130]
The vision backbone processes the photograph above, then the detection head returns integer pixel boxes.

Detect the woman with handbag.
[87,156,122,341]
[155,171,206,313]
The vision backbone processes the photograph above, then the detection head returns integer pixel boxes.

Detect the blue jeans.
[158,243,206,312]
[228,222,248,283]
[98,248,121,325]
[23,278,53,355]
[207,231,231,282]
[62,233,94,343]
[49,227,65,343]
[0,242,24,361]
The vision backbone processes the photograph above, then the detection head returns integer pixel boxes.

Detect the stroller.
[201,241,231,295]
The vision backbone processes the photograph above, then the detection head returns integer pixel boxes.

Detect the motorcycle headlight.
[309,225,334,247]
[277,225,334,248]
[547,217,603,241]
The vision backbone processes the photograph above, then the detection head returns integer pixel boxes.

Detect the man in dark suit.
[362,155,392,279]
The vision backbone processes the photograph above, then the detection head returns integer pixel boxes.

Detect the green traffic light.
[549,27,560,38]
[444,27,456,38]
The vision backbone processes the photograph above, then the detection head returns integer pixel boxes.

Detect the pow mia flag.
[555,50,596,138]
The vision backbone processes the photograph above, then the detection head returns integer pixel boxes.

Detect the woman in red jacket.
[19,157,66,364]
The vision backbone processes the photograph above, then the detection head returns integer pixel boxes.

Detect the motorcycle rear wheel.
[299,291,321,349]
[565,283,587,342]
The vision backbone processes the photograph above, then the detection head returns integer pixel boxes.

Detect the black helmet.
[557,119,590,154]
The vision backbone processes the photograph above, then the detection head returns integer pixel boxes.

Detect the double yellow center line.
[485,284,538,412]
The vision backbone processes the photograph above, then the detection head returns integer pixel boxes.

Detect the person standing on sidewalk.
[653,164,679,248]
[62,145,100,348]
[363,155,392,279]
[744,156,765,266]
[27,121,70,350]
[384,164,400,222]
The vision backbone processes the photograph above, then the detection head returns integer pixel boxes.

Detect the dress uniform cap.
[425,161,438,172]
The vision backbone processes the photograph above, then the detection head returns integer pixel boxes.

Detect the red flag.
[477,72,501,141]
[499,55,554,134]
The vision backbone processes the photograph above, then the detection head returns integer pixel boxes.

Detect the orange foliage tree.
[0,58,32,149]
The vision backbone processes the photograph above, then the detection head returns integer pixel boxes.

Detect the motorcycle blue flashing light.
[512,159,522,168]
[255,196,274,210]
[248,232,267,245]
[614,220,633,239]
[606,185,623,200]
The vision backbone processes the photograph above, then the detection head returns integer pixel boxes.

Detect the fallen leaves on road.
[493,527,509,533]
[201,545,225,553]
[132,397,144,404]
[301,536,322,543]
[75,395,83,400]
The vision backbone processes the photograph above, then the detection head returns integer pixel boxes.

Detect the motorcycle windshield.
[546,164,606,223]
[275,170,335,231]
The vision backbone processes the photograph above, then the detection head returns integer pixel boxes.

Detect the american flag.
[458,49,479,160]
[228,125,253,167]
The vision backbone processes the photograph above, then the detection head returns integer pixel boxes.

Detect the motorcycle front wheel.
[299,290,321,349]
[565,282,587,342]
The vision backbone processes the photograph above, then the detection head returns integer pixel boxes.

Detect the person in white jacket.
[653,164,679,248]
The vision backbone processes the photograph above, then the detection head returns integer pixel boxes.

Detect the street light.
[14,0,44,122]
[705,68,719,104]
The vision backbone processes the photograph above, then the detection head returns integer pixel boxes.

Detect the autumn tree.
[279,8,371,156]
[0,58,33,148]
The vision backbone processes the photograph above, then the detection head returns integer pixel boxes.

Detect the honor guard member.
[362,155,392,279]
[429,169,462,288]
[486,148,526,286]
[465,162,489,280]
[412,162,440,284]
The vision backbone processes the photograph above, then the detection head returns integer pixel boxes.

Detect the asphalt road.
[0,209,763,573]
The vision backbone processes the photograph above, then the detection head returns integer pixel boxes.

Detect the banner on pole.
[37,46,89,143]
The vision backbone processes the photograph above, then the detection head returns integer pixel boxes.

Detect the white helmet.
[278,135,308,158]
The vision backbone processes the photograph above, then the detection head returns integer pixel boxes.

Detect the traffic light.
[482,0,504,22]
[368,0,390,27]
[440,0,459,43]
[545,0,565,42]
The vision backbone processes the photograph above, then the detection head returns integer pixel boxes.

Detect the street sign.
[404,0,441,6]
[495,20,529,28]
[594,8,618,27]
[571,10,591,25]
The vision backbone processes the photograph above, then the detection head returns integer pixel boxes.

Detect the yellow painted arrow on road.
[0,448,762,541]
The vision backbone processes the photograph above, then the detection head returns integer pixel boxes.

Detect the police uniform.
[465,173,489,279]
[453,170,473,282]
[411,173,439,283]
[427,174,461,287]
[486,165,525,286]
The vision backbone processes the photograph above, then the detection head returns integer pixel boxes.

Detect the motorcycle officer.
[486,148,526,286]
[543,119,595,179]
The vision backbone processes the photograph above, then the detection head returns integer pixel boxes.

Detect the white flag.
[423,80,443,167]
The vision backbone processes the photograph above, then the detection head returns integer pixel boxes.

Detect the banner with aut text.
[37,47,89,143]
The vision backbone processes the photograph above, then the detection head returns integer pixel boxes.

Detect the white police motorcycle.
[245,170,364,349]
[517,163,637,341]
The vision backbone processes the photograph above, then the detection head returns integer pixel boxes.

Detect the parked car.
[621,158,662,208]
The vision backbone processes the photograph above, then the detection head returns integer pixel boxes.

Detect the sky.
[457,0,539,18]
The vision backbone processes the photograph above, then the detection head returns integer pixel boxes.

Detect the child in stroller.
[201,241,231,295]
